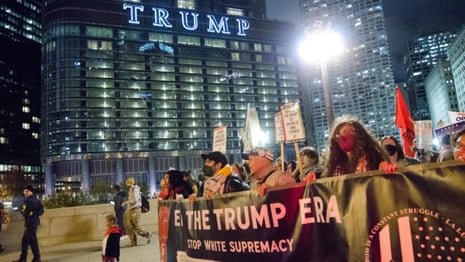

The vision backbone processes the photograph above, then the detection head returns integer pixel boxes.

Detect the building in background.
[404,29,458,120]
[449,26,465,113]
[424,58,458,130]
[299,0,397,151]
[41,0,301,195]
[0,0,43,194]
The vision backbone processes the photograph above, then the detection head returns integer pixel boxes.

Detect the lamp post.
[299,29,343,127]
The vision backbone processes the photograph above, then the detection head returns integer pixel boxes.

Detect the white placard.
[213,126,227,153]
[280,102,306,142]
[414,120,432,150]
[449,111,465,124]
[274,112,284,143]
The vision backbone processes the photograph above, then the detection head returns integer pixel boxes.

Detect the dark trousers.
[20,226,40,259]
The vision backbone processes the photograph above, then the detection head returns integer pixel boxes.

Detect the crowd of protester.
[154,114,465,201]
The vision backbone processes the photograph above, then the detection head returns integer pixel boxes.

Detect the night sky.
[266,0,465,82]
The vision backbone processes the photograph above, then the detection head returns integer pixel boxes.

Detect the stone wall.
[0,199,159,251]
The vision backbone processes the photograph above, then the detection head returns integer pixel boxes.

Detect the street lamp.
[299,29,343,126]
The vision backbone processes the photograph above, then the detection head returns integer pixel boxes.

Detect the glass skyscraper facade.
[42,0,301,195]
[449,27,465,113]
[300,0,397,151]
[404,30,458,120]
[424,58,458,130]
[0,0,43,193]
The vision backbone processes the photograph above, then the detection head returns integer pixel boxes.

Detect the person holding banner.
[241,148,295,196]
[453,128,465,161]
[380,136,419,167]
[201,151,249,199]
[325,115,396,176]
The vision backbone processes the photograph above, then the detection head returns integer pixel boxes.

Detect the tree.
[0,168,31,199]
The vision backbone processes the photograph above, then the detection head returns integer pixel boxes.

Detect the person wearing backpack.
[12,185,44,262]
[121,178,151,247]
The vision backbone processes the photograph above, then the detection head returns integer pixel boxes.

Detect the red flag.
[395,87,415,157]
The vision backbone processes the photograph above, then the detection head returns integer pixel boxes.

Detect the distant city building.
[448,26,465,113]
[0,0,43,193]
[404,29,458,120]
[424,58,458,130]
[41,0,301,195]
[300,0,397,151]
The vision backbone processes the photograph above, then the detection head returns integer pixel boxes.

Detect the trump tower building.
[42,0,301,195]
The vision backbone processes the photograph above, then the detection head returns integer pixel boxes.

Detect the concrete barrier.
[0,199,159,251]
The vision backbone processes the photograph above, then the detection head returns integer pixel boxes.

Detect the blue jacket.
[21,195,43,227]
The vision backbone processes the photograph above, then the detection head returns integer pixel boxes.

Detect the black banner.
[158,161,465,261]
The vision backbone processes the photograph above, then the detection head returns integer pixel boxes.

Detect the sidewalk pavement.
[1,233,160,262]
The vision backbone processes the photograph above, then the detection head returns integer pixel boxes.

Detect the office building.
[404,30,458,120]
[42,0,301,194]
[0,0,43,193]
[449,26,465,113]
[424,58,458,130]
[300,0,397,151]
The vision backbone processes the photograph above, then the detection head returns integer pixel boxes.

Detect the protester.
[122,178,151,247]
[197,174,205,197]
[231,162,249,182]
[453,128,465,161]
[101,213,123,262]
[292,146,323,181]
[167,169,194,199]
[112,184,126,234]
[436,135,454,162]
[241,148,295,196]
[183,170,199,196]
[0,201,6,253]
[158,173,170,200]
[380,136,419,167]
[12,185,44,262]
[201,151,249,199]
[414,147,434,163]
[274,157,287,171]
[286,160,297,174]
[325,115,396,177]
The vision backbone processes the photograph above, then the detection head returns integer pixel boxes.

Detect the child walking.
[102,213,123,262]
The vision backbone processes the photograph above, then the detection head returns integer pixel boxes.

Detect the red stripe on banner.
[379,225,392,262]
[398,216,414,262]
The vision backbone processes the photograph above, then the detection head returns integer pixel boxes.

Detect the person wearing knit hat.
[12,185,44,262]
[241,148,295,196]
[121,178,151,247]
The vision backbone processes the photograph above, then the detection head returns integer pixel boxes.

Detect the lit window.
[22,123,30,130]
[177,0,196,9]
[22,106,30,113]
[32,133,39,139]
[0,137,6,144]
[32,116,40,123]
[226,8,244,16]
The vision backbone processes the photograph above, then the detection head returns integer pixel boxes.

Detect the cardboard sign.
[213,126,227,153]
[414,120,432,150]
[274,112,284,143]
[449,111,465,124]
[280,102,306,142]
